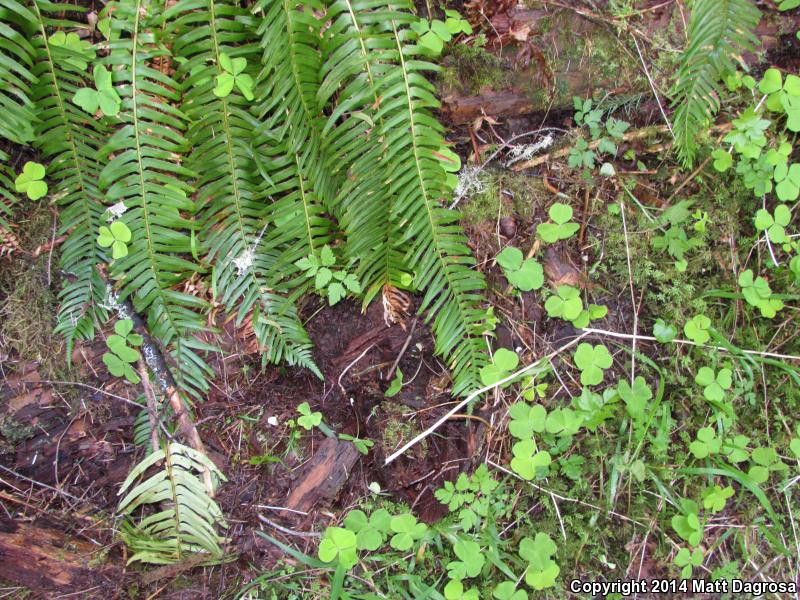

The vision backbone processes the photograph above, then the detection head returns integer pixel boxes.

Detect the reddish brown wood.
[286,438,360,513]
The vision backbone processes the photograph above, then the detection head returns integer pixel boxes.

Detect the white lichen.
[505,133,554,167]
[454,166,486,199]
[106,201,127,222]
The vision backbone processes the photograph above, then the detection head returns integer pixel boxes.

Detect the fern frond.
[671,0,760,165]
[0,151,16,231]
[118,442,228,564]
[101,0,213,399]
[29,0,109,351]
[0,0,38,144]
[167,0,319,373]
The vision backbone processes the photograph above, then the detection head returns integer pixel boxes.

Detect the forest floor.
[2,1,800,599]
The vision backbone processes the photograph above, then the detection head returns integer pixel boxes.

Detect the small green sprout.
[738,269,783,318]
[410,19,451,54]
[507,402,546,440]
[339,434,374,455]
[689,427,722,459]
[48,31,95,71]
[748,446,786,484]
[618,376,652,420]
[15,162,48,200]
[652,318,678,343]
[702,485,734,513]
[343,508,390,551]
[446,538,485,580]
[296,401,322,430]
[671,500,703,546]
[296,245,361,305]
[674,547,703,579]
[384,368,403,397]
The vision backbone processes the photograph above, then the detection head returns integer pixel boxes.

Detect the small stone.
[499,216,517,238]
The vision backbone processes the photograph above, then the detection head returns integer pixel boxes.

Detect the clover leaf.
[507,402,547,439]
[544,285,583,321]
[791,437,800,459]
[544,407,582,437]
[410,19,451,54]
[774,163,800,201]
[618,376,652,420]
[48,31,95,71]
[492,581,527,600]
[509,439,550,480]
[296,401,322,430]
[14,162,48,200]
[444,580,479,600]
[695,366,732,402]
[344,508,390,551]
[214,53,254,100]
[479,348,519,386]
[496,246,544,291]
[389,513,427,551]
[338,434,374,455]
[573,343,612,386]
[444,9,472,34]
[519,533,559,590]
[711,149,733,172]
[671,500,703,546]
[318,526,358,569]
[702,485,734,513]
[689,426,721,459]
[446,538,485,580]
[102,318,142,384]
[754,205,791,243]
[537,203,579,243]
[97,220,132,259]
[738,269,783,318]
[722,434,750,463]
[674,547,703,579]
[73,65,121,117]
[748,446,786,484]
[684,314,711,344]
[653,318,678,343]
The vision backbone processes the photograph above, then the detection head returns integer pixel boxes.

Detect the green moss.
[439,44,507,95]
[379,401,427,458]
[0,415,35,453]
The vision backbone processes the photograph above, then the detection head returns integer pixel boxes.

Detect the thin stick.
[0,464,83,503]
[581,327,800,362]
[384,332,591,465]
[386,318,418,381]
[631,34,673,138]
[258,514,321,538]
[619,202,637,384]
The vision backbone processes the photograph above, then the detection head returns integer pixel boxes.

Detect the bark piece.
[0,518,121,592]
[286,438,360,513]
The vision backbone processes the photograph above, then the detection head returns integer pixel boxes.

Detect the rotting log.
[0,517,121,593]
[286,437,360,513]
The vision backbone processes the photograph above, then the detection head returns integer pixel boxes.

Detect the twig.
[619,202,637,384]
[631,34,673,138]
[581,327,800,361]
[384,331,591,465]
[386,318,418,382]
[258,514,321,538]
[0,464,83,503]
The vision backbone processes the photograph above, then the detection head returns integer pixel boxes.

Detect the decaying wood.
[286,437,360,513]
[0,518,121,593]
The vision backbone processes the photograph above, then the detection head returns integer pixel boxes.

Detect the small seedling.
[339,434,374,455]
[97,221,132,259]
[671,500,703,546]
[702,485,734,513]
[14,162,48,200]
[446,538,485,580]
[573,343,612,386]
[674,547,703,579]
[653,319,678,343]
[493,581,527,600]
[410,18,451,54]
[48,31,95,71]
[296,245,361,305]
[748,446,786,484]
[738,269,783,318]
[296,401,322,430]
[618,376,652,421]
[507,402,546,439]
[496,246,543,291]
[385,368,403,397]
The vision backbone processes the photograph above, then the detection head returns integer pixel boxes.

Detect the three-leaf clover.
[573,343,613,386]
[214,53,254,100]
[343,508,390,551]
[748,446,786,484]
[296,402,322,430]
[509,439,551,480]
[537,203,580,243]
[711,149,733,172]
[754,205,791,243]
[689,427,722,459]
[674,547,703,579]
[73,65,121,117]
[338,434,374,455]
[97,220,132,259]
[702,485,734,513]
[479,348,519,386]
[507,402,546,439]
[48,31,95,71]
[389,513,427,551]
[519,533,560,590]
[653,318,678,343]
[773,163,800,201]
[671,500,703,546]
[102,319,143,384]
[444,580,479,600]
[15,162,48,200]
[544,285,583,321]
[738,269,783,318]
[496,246,543,291]
[410,19,451,54]
[684,314,711,344]
[447,538,485,580]
[318,526,358,569]
[444,9,472,35]
[722,434,750,463]
[695,366,732,402]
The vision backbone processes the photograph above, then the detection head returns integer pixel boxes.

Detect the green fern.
[166,0,319,373]
[671,0,760,166]
[118,442,228,564]
[0,0,37,145]
[101,0,213,399]
[0,151,16,231]
[29,0,109,351]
